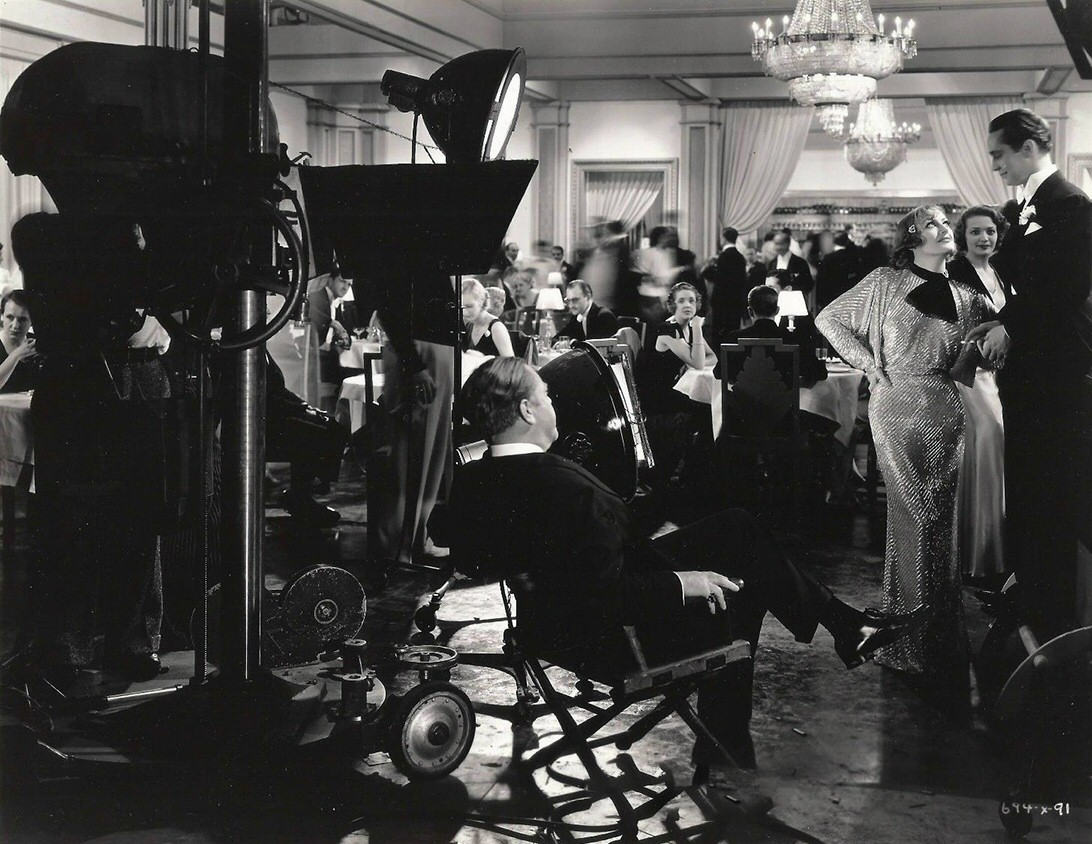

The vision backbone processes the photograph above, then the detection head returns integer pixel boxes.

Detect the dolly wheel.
[999,799,1033,838]
[388,682,475,780]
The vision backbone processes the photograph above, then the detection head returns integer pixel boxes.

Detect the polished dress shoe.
[104,652,163,682]
[836,604,930,669]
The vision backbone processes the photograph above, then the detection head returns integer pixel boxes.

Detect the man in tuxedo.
[723,285,827,388]
[768,231,813,294]
[451,358,925,776]
[815,231,864,310]
[969,108,1092,638]
[308,266,353,393]
[556,279,619,342]
[551,244,574,284]
[709,226,750,336]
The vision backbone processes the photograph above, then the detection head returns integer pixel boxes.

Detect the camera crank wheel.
[387,682,475,780]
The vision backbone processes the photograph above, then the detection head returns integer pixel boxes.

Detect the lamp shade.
[546,271,564,287]
[381,48,526,164]
[777,289,809,318]
[535,287,565,310]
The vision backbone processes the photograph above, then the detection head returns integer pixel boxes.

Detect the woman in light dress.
[817,207,992,683]
[947,206,1009,583]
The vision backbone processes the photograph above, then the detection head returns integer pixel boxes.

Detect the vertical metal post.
[144,0,188,48]
[221,0,269,682]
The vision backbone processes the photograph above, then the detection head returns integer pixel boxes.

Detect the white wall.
[567,101,681,163]
[1066,93,1092,156]
[501,117,535,254]
[270,89,308,158]
[785,147,957,195]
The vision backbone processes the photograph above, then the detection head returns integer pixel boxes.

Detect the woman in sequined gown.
[816,207,992,679]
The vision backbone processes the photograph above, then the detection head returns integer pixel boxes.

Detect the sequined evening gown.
[817,265,989,676]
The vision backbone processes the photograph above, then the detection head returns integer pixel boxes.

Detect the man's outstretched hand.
[677,571,742,613]
[965,320,1011,366]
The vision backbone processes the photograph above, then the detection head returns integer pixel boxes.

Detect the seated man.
[308,265,354,402]
[450,358,925,778]
[721,284,827,387]
[555,279,619,342]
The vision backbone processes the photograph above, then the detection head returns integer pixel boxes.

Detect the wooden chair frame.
[415,566,751,841]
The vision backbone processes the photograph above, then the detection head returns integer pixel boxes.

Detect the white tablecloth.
[0,392,33,487]
[674,364,865,445]
[339,339,384,370]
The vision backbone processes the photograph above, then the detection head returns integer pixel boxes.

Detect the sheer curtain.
[1,57,57,289]
[719,103,813,235]
[586,170,663,233]
[926,97,1020,207]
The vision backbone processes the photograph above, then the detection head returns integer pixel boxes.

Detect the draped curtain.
[585,170,663,233]
[1,57,57,289]
[926,97,1021,207]
[719,103,813,235]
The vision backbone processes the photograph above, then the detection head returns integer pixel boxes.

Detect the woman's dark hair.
[668,281,702,312]
[1,288,29,315]
[988,108,1053,154]
[954,205,1009,253]
[890,205,946,270]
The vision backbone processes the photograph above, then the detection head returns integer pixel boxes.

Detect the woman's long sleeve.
[816,271,883,374]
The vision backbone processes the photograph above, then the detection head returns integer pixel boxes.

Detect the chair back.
[719,339,800,439]
[507,328,531,359]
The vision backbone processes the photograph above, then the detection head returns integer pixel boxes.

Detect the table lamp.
[777,289,809,332]
[535,286,565,346]
[546,271,564,288]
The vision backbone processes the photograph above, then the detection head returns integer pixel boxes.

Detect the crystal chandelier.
[752,1,917,136]
[842,98,922,184]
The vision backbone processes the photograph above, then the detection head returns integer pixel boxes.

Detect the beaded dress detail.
[817,265,989,675]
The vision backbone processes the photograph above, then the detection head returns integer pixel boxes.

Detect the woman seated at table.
[461,278,513,358]
[637,281,715,489]
[0,289,38,393]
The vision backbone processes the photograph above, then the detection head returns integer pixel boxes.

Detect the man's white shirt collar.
[1019,163,1058,205]
[490,443,545,457]
[776,253,790,269]
[723,243,737,251]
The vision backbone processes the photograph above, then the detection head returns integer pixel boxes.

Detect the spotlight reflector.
[382,48,527,164]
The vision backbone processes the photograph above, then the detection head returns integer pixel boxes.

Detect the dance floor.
[0,460,1088,843]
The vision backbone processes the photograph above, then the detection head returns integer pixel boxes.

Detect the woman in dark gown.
[461,278,513,358]
[638,281,715,488]
[0,289,38,393]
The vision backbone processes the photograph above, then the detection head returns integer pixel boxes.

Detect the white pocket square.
[1025,221,1043,234]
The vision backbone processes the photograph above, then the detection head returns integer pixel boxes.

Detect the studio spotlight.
[381,48,527,164]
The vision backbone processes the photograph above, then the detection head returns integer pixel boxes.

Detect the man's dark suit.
[555,302,619,342]
[710,245,750,335]
[992,169,1092,636]
[308,287,345,384]
[451,451,836,766]
[815,246,864,310]
[767,253,814,294]
[724,317,827,388]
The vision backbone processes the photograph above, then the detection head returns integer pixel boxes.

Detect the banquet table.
[0,391,33,488]
[0,391,33,547]
[673,362,865,445]
[338,341,385,432]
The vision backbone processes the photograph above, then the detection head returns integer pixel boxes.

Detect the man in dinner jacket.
[969,107,1092,639]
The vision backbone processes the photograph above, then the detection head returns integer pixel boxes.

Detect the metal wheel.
[387,682,475,780]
